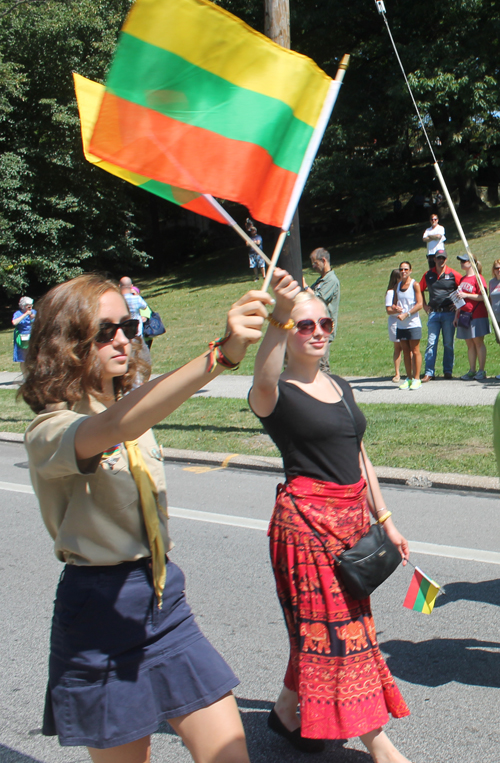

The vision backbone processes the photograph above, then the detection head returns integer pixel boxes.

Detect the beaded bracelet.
[207,336,240,373]
[266,313,295,330]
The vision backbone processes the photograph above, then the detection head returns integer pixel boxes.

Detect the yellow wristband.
[376,510,392,524]
[266,313,295,330]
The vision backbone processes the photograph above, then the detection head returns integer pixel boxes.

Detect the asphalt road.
[0,441,499,763]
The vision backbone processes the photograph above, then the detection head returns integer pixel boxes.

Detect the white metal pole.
[434,162,500,342]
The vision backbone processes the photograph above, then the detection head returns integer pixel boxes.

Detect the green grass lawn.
[2,208,500,378]
[3,391,496,476]
[2,209,500,476]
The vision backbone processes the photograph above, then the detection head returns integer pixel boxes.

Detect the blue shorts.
[249,251,265,269]
[43,559,238,748]
[456,316,490,340]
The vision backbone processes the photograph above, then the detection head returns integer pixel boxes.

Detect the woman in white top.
[385,269,402,382]
[395,262,423,390]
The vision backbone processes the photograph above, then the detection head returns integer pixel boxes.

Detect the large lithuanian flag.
[88,0,339,229]
[74,73,227,224]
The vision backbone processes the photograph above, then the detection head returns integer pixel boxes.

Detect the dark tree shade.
[0,0,151,295]
[1,0,499,297]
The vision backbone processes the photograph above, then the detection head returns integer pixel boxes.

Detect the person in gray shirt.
[303,247,340,372]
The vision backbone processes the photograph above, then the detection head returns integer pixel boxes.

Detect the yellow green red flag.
[88,0,340,229]
[403,567,441,615]
[73,72,227,224]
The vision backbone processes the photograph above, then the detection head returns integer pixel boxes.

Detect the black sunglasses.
[295,317,334,335]
[95,319,139,344]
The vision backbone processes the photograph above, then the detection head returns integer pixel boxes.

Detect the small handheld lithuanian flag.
[403,566,441,615]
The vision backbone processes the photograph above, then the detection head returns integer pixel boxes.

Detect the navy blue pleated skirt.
[43,559,238,749]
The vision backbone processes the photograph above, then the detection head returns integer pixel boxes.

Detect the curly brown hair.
[20,273,150,414]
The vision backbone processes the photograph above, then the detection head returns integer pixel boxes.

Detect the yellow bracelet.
[376,510,392,525]
[266,313,295,330]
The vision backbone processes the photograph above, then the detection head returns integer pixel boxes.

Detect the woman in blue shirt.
[12,296,36,375]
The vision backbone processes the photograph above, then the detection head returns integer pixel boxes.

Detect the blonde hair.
[492,259,500,277]
[294,291,318,306]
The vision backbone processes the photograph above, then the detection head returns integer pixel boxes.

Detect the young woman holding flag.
[21,273,272,763]
[249,268,412,763]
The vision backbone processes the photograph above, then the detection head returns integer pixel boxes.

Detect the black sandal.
[268,708,325,753]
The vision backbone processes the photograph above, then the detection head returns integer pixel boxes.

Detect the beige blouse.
[24,395,173,566]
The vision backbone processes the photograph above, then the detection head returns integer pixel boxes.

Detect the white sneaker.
[474,370,486,381]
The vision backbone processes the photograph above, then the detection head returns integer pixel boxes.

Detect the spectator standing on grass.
[245,218,266,282]
[303,247,340,373]
[489,259,500,380]
[12,296,36,377]
[385,269,403,382]
[131,285,155,352]
[419,251,461,381]
[395,262,423,390]
[423,214,446,257]
[120,276,150,361]
[454,255,489,381]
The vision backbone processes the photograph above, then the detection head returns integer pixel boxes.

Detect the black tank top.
[256,375,366,485]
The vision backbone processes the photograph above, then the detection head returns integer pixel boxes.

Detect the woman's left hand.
[382,519,409,565]
[397,312,408,322]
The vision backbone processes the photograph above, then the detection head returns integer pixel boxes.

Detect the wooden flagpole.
[201,194,272,266]
[262,230,288,292]
[261,56,350,294]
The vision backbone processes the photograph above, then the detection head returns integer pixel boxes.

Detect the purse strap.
[285,376,375,561]
[327,376,376,512]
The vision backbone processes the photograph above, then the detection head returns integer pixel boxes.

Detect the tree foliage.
[1,0,499,297]
[0,0,150,296]
[293,0,500,221]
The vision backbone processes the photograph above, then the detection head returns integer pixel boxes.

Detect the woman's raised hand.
[223,290,275,364]
[271,268,301,318]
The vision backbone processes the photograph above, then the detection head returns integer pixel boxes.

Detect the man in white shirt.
[423,214,446,256]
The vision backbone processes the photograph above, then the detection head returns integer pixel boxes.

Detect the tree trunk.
[487,183,499,206]
[457,177,485,213]
[264,0,303,284]
[264,0,289,46]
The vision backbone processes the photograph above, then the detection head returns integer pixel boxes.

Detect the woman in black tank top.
[249,269,411,762]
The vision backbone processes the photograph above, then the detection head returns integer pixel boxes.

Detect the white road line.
[1,481,499,565]
[407,541,500,566]
[0,480,34,494]
[169,506,268,532]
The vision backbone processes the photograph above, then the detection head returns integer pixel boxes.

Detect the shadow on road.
[382,637,500,688]
[158,698,372,761]
[0,745,45,763]
[434,578,500,608]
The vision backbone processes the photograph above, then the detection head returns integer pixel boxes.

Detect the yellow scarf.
[124,440,166,608]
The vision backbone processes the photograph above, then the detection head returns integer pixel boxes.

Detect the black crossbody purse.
[289,378,402,600]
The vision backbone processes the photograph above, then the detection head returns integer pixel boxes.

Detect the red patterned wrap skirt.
[269,476,409,739]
